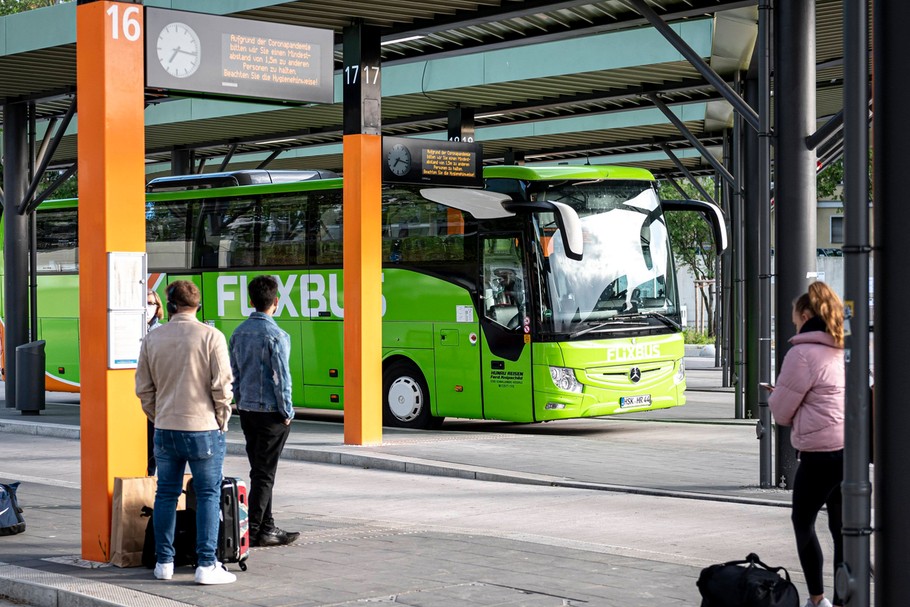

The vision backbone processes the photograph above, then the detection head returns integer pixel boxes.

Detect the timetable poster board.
[146,7,334,105]
[107,252,147,369]
[382,137,483,187]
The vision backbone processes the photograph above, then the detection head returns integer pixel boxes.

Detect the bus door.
[304,192,346,410]
[479,235,534,422]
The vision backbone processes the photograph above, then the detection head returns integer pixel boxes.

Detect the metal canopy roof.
[0,0,858,182]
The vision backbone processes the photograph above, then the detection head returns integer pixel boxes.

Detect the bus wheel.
[383,361,440,429]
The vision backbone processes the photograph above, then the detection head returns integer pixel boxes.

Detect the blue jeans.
[154,429,225,567]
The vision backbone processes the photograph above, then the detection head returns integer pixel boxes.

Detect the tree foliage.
[817,157,845,201]
[0,0,69,16]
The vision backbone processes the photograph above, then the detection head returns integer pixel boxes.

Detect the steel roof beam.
[619,0,760,133]
[17,97,74,215]
[376,0,757,67]
[665,175,691,200]
[218,143,238,172]
[256,149,283,169]
[806,108,844,150]
[659,143,717,205]
[24,163,76,215]
[486,134,725,163]
[646,93,735,187]
[134,87,721,160]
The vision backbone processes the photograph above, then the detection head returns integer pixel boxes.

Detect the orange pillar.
[342,23,383,445]
[76,0,147,562]
[342,134,383,446]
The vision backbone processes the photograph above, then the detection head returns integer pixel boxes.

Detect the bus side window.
[482,236,526,330]
[382,198,466,264]
[146,200,191,270]
[36,207,78,272]
[315,193,343,265]
[260,195,307,266]
[193,197,257,269]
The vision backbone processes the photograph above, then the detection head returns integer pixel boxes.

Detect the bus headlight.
[549,366,583,393]
[674,359,686,385]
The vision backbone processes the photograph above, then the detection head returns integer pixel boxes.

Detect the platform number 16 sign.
[106,4,141,42]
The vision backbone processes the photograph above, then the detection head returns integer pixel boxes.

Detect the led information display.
[382,137,483,187]
[146,7,334,104]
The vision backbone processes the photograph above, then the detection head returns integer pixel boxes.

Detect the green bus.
[14,164,725,428]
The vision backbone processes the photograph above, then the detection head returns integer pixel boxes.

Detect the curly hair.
[794,281,844,346]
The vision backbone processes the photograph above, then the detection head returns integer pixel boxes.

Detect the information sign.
[107,252,147,370]
[381,136,483,187]
[145,7,334,104]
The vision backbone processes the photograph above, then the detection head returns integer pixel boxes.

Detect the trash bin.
[16,340,46,415]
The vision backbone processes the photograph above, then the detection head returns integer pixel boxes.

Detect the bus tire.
[383,360,442,429]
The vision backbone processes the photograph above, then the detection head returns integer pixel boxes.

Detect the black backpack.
[0,482,26,536]
[697,553,800,607]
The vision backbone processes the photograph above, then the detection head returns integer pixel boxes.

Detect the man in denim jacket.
[229,275,299,547]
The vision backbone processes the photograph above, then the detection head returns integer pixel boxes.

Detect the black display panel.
[382,137,483,187]
[145,7,334,104]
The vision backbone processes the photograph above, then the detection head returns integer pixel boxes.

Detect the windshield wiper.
[568,311,679,339]
[568,317,647,339]
[641,311,681,331]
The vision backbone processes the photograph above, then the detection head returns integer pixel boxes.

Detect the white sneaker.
[153,562,173,580]
[194,562,237,585]
[805,599,833,607]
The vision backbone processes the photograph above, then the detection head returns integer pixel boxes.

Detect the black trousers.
[791,449,844,604]
[239,410,291,535]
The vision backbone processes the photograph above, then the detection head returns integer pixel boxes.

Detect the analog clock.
[387,143,412,177]
[157,22,201,79]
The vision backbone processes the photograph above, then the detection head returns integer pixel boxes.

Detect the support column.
[3,103,29,409]
[729,104,745,416]
[774,0,816,489]
[342,22,382,446]
[840,0,871,604]
[448,107,475,143]
[504,149,525,165]
[171,147,193,176]
[742,75,760,423]
[872,0,908,603]
[76,0,148,562]
[756,0,774,490]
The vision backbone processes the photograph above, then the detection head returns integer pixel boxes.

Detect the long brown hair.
[794,281,844,346]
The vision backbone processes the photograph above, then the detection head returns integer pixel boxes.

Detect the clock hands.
[167,46,198,64]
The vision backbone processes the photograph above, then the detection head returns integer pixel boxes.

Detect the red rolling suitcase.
[187,477,250,571]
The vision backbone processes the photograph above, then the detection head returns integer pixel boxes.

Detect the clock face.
[387,143,412,177]
[157,22,201,79]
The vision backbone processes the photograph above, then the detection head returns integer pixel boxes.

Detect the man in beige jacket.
[135,280,236,585]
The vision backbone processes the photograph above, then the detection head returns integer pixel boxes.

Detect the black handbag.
[140,506,197,568]
[697,553,800,607]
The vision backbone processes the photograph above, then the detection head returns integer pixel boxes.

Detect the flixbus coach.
[7,165,725,429]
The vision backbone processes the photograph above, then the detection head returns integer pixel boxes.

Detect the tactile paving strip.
[0,562,193,607]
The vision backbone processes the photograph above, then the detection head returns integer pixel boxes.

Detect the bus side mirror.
[500,199,584,261]
[660,199,728,254]
[547,201,584,261]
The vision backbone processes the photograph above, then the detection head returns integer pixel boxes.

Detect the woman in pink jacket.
[768,281,845,607]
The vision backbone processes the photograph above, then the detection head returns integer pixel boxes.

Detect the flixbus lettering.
[605,343,661,363]
[216,272,386,319]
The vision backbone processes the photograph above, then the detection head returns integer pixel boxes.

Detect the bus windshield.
[532,180,679,338]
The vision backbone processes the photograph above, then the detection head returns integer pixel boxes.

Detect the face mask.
[147,304,158,318]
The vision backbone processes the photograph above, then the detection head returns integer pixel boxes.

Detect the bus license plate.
[620,394,651,408]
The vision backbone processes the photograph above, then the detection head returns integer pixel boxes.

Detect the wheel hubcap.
[388,376,423,422]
